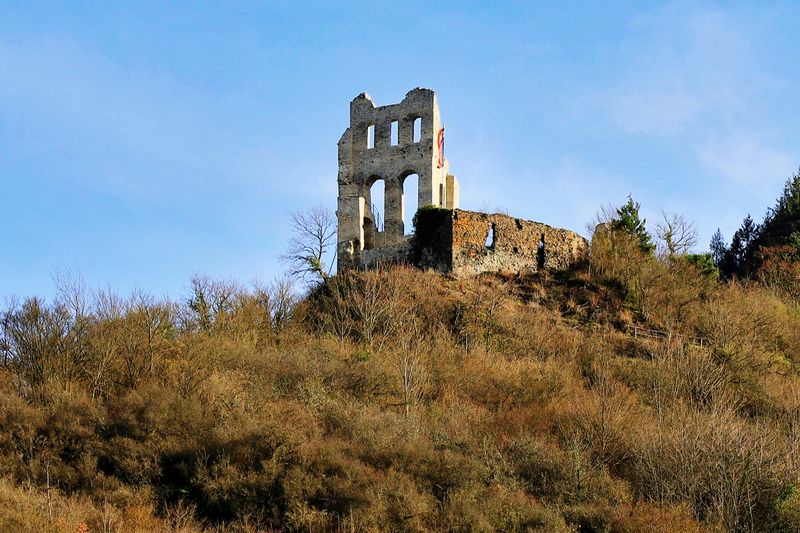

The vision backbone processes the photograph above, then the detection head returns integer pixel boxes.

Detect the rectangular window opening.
[390,121,398,146]
[485,223,496,249]
[413,117,421,143]
[367,124,375,149]
[537,233,546,268]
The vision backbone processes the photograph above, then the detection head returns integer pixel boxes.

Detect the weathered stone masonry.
[336,88,588,276]
[412,209,588,277]
[337,88,459,270]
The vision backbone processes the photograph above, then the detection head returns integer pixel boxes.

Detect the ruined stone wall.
[413,209,588,277]
[450,210,588,276]
[359,239,413,270]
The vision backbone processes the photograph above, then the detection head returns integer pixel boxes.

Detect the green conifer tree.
[611,195,655,254]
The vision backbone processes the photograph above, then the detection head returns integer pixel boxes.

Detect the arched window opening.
[362,178,384,251]
[537,233,546,269]
[485,223,496,249]
[403,173,419,235]
[369,179,385,233]
[367,124,375,149]
[413,118,421,143]
[390,121,399,146]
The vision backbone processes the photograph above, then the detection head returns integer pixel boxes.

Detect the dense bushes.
[1,265,799,531]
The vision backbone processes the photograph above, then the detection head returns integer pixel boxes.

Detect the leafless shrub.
[454,277,508,354]
[585,203,618,237]
[555,356,639,472]
[631,404,791,531]
[1,297,71,399]
[179,274,243,333]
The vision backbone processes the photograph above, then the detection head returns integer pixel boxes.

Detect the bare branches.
[182,275,242,333]
[263,276,297,333]
[585,203,618,237]
[655,210,698,258]
[1,297,71,399]
[282,205,336,285]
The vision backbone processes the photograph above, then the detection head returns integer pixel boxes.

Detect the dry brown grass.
[1,266,799,531]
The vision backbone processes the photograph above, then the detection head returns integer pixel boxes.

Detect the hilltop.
[2,244,800,532]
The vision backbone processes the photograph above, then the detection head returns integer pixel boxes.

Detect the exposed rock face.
[335,88,587,275]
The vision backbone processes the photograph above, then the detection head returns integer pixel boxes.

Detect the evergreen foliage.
[611,195,655,254]
[685,253,720,281]
[742,168,800,274]
[718,214,759,278]
[759,168,800,249]
[710,229,726,270]
[411,205,451,243]
[714,168,800,278]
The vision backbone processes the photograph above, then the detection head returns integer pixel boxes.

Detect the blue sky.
[2,1,799,300]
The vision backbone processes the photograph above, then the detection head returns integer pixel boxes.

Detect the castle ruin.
[336,88,588,276]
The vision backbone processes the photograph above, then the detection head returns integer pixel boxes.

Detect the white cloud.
[593,1,800,206]
[696,134,794,189]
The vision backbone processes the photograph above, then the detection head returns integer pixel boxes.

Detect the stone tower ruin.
[336,88,459,270]
[336,88,588,276]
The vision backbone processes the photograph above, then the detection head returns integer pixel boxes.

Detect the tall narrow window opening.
[390,121,398,146]
[537,233,546,269]
[439,183,444,207]
[369,179,385,233]
[362,178,384,251]
[403,173,419,235]
[367,124,375,149]
[485,224,496,249]
[413,118,421,143]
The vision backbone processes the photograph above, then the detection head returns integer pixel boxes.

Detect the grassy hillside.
[1,256,800,532]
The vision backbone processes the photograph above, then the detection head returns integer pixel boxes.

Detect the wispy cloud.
[611,89,702,136]
[608,6,753,135]
[601,3,794,196]
[0,37,278,206]
[696,134,794,190]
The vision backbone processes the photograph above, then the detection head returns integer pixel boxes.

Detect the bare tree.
[53,268,92,387]
[2,297,71,399]
[324,273,355,343]
[0,295,19,367]
[457,279,508,354]
[128,290,174,376]
[182,274,241,333]
[398,319,425,417]
[268,276,296,332]
[655,210,698,258]
[282,205,337,285]
[95,286,124,321]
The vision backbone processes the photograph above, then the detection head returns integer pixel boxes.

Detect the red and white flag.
[437,127,445,168]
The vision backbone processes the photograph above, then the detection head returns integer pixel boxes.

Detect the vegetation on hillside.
[713,168,800,284]
[3,187,800,532]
